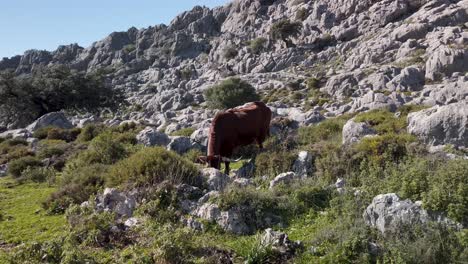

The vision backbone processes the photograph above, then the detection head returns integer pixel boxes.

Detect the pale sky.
[0,0,229,58]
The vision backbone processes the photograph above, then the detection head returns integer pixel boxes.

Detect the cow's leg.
[224,161,230,175]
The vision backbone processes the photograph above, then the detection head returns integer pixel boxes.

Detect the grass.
[0,177,66,246]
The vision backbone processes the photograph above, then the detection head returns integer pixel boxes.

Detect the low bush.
[107,147,201,188]
[255,150,296,178]
[44,164,107,214]
[204,78,260,109]
[77,124,105,142]
[8,156,43,178]
[171,127,195,137]
[0,139,33,164]
[84,131,128,165]
[298,116,349,145]
[20,167,56,184]
[223,46,238,59]
[248,37,267,54]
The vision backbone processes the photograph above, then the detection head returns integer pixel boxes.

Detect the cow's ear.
[196,156,208,164]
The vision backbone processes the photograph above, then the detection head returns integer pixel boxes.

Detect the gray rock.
[232,178,253,187]
[269,172,297,188]
[26,112,73,132]
[426,46,468,81]
[136,127,170,147]
[342,119,377,145]
[95,188,137,218]
[167,136,195,154]
[363,193,461,234]
[190,127,209,147]
[124,217,142,228]
[261,228,301,256]
[407,103,468,147]
[292,151,314,178]
[0,164,8,177]
[233,160,255,178]
[201,168,231,192]
[0,129,32,139]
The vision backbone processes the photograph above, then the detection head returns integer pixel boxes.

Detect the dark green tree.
[270,19,303,48]
[203,78,260,109]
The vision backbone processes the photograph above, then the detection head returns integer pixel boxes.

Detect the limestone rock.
[136,127,170,147]
[407,103,468,147]
[201,168,231,192]
[269,172,297,188]
[95,188,137,218]
[26,112,73,132]
[342,119,377,145]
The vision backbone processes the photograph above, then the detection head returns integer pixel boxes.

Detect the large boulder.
[26,112,73,132]
[342,119,377,145]
[136,127,170,147]
[426,46,468,81]
[201,168,231,192]
[190,127,209,147]
[195,203,252,235]
[407,103,468,147]
[363,193,461,234]
[95,188,137,218]
[167,136,201,154]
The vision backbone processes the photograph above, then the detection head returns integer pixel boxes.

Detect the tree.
[269,19,303,48]
[0,66,125,128]
[203,78,260,109]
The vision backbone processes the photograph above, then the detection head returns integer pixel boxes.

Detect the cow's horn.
[221,157,243,162]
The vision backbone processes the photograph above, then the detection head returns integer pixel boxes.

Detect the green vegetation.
[108,147,201,188]
[248,37,268,54]
[204,78,260,109]
[296,8,308,21]
[0,66,124,127]
[1,106,467,263]
[223,45,238,59]
[171,127,196,137]
[270,19,303,47]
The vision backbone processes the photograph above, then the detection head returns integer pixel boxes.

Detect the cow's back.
[208,102,271,156]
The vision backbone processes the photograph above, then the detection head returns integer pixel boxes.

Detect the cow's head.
[197,155,222,170]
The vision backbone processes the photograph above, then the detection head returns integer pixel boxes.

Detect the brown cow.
[199,101,272,175]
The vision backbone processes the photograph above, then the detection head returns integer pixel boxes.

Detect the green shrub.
[270,19,303,47]
[150,224,196,263]
[424,160,468,223]
[77,124,104,142]
[354,133,416,166]
[44,164,107,213]
[298,117,348,145]
[244,234,277,264]
[107,147,201,188]
[204,78,260,109]
[171,127,195,137]
[255,150,296,178]
[248,37,268,54]
[8,156,43,178]
[123,44,136,53]
[37,145,65,159]
[0,139,33,164]
[183,148,204,163]
[223,46,238,59]
[307,77,320,89]
[33,126,56,139]
[0,66,124,128]
[354,109,405,134]
[85,131,128,164]
[20,167,56,184]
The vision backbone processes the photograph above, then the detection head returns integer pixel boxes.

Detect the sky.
[0,0,229,59]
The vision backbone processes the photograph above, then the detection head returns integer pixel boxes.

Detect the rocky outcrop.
[200,168,231,192]
[407,103,468,148]
[363,193,462,234]
[342,119,377,145]
[26,112,73,132]
[136,127,170,147]
[95,188,137,218]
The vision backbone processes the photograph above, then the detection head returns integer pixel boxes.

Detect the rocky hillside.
[0,0,467,263]
[1,0,467,131]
